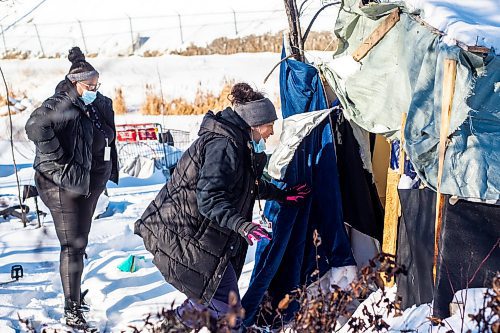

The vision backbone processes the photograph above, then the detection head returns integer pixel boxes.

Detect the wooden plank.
[382,169,401,256]
[456,41,492,54]
[465,45,491,54]
[352,8,400,62]
[382,113,407,258]
[433,58,457,282]
[397,113,407,217]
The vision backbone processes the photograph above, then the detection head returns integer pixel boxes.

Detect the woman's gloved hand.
[237,222,271,246]
[280,183,312,204]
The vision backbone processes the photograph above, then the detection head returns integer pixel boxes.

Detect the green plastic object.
[117,254,145,273]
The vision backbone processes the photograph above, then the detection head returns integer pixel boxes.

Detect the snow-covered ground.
[0,112,495,332]
[0,162,260,332]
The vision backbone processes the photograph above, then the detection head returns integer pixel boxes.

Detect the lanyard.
[87,105,111,161]
[249,141,272,228]
[87,105,109,143]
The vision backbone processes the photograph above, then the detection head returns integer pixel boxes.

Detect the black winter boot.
[64,301,98,332]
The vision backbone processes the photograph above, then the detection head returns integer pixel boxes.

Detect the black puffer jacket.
[135,107,282,302]
[25,78,119,195]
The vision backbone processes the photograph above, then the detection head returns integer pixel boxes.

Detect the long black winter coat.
[25,78,119,195]
[135,108,282,302]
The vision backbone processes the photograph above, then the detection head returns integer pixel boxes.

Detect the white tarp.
[268,109,332,180]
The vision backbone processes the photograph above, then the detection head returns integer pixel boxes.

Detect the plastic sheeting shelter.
[321,0,500,201]
[321,0,500,319]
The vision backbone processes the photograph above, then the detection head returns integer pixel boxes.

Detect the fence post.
[128,16,135,53]
[0,25,6,53]
[33,24,45,57]
[232,9,238,35]
[77,20,88,54]
[177,13,184,44]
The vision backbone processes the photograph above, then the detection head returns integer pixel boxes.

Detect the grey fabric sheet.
[322,0,500,200]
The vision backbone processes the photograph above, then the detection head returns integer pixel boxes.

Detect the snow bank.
[405,0,500,53]
[337,286,497,333]
[0,53,282,110]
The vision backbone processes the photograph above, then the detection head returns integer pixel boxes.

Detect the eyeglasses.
[78,81,101,91]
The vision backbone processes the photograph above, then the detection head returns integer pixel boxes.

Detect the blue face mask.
[252,138,266,153]
[80,90,97,105]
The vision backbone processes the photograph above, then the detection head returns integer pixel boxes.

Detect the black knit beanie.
[66,47,99,81]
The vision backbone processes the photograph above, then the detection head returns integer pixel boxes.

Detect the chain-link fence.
[0,9,293,57]
[0,2,340,58]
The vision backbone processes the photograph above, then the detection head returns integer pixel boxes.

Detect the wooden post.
[177,13,184,44]
[77,20,88,54]
[381,113,406,287]
[433,59,457,281]
[33,24,45,57]
[0,24,7,53]
[382,113,407,256]
[232,9,238,36]
[128,16,135,53]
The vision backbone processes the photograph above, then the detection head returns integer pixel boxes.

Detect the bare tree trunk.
[283,0,304,61]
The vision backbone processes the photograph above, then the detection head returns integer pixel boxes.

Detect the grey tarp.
[322,0,500,200]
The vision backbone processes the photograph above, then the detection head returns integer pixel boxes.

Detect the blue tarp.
[241,52,356,327]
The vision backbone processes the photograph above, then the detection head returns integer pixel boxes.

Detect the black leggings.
[35,172,105,307]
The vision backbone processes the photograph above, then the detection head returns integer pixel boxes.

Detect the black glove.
[237,222,271,246]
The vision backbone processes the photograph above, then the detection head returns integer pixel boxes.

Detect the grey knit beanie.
[234,98,278,127]
[66,47,99,82]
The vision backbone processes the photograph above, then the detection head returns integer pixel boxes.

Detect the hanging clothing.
[332,109,384,243]
[241,51,355,327]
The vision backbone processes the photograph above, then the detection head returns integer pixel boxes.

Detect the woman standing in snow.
[25,47,118,330]
[135,83,310,330]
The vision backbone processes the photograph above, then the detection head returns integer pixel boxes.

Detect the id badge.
[104,138,111,161]
[260,211,273,230]
[104,146,111,161]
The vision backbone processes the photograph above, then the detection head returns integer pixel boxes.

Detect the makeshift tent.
[320,0,500,318]
[322,0,500,201]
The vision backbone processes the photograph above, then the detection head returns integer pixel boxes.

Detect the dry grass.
[305,31,339,51]
[142,50,165,57]
[113,87,127,115]
[170,31,337,56]
[140,80,226,116]
[3,90,28,102]
[1,32,337,59]
[0,49,31,60]
[140,80,280,116]
[140,84,166,115]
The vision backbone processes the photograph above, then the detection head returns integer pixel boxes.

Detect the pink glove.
[281,183,312,204]
[237,222,271,246]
